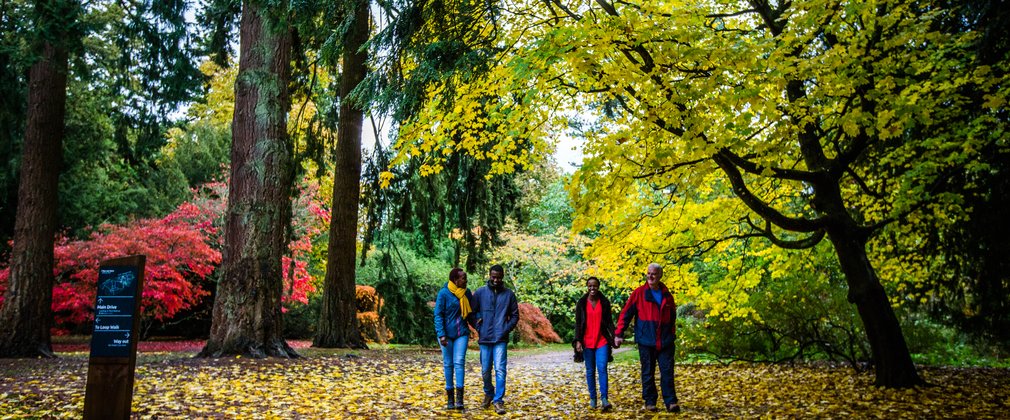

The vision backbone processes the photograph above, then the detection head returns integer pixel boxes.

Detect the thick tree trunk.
[314,0,369,349]
[0,40,68,358]
[199,0,296,358]
[827,228,924,387]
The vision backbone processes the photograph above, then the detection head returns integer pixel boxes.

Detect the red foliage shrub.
[515,302,562,345]
[356,285,381,312]
[357,312,392,343]
[47,205,222,330]
[0,178,328,334]
[356,285,391,343]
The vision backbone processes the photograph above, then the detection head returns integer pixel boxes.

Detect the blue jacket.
[472,284,519,344]
[615,282,677,350]
[434,285,475,340]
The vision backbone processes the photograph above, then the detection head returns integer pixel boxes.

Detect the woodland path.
[511,344,633,367]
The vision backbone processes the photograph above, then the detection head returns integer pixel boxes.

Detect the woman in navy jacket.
[434,267,475,410]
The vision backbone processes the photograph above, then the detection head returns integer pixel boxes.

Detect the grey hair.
[648,263,663,273]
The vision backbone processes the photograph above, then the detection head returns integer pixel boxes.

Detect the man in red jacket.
[614,263,681,413]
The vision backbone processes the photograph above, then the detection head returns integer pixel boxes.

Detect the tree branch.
[713,150,826,233]
[718,147,818,182]
[746,216,826,249]
[844,167,885,200]
[631,157,708,180]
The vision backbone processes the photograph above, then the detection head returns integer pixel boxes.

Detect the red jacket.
[615,282,677,350]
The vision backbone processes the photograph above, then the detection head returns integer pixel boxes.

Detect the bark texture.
[0,34,70,358]
[828,228,924,387]
[314,0,369,349]
[199,0,296,358]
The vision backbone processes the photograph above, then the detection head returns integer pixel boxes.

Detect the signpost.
[83,255,145,420]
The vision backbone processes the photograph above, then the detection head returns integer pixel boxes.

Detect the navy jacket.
[615,282,677,350]
[472,284,519,344]
[434,285,475,340]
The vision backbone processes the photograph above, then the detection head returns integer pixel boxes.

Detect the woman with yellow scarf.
[434,267,475,410]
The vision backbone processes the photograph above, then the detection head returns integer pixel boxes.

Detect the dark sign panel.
[89,265,140,358]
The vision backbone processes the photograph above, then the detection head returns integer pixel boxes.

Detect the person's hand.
[614,337,624,348]
[575,341,583,352]
[439,336,448,347]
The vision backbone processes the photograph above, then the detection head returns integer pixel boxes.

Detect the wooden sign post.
[83,255,145,420]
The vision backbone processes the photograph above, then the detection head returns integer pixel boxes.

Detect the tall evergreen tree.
[0,0,79,358]
[0,1,28,247]
[314,0,370,349]
[199,0,297,358]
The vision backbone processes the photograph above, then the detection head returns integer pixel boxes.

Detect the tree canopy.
[385,0,1009,386]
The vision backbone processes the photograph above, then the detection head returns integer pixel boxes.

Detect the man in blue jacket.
[614,263,680,413]
[473,264,519,415]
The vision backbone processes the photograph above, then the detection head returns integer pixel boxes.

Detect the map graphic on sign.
[99,270,135,296]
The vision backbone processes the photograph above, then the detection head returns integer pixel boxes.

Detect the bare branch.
[845,167,885,199]
[713,151,826,233]
[718,147,817,182]
[631,157,708,180]
[746,216,826,249]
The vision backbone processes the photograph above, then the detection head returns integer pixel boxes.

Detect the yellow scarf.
[448,281,472,319]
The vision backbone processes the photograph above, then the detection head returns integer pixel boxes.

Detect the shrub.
[356,285,382,312]
[362,247,446,345]
[356,285,392,343]
[514,303,562,345]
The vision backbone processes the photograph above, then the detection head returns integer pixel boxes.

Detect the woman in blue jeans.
[573,277,617,412]
[434,267,475,410]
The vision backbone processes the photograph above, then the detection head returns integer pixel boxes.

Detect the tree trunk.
[0,39,69,358]
[314,0,369,349]
[199,0,296,358]
[827,228,924,387]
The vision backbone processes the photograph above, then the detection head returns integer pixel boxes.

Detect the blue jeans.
[479,342,508,403]
[639,344,678,406]
[583,345,609,400]
[441,335,468,389]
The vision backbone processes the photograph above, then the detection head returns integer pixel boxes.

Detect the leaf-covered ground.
[2,342,1008,418]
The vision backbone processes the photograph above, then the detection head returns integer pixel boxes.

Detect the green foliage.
[357,233,451,345]
[677,244,871,368]
[164,120,231,187]
[0,1,209,240]
[284,292,322,339]
[363,145,525,272]
[491,227,593,342]
[369,0,502,122]
[57,75,189,235]
[899,310,1010,367]
[0,0,29,247]
[516,161,573,235]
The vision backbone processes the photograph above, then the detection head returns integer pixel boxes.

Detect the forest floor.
[1,340,1008,418]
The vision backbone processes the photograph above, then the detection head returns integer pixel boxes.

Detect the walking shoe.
[482,394,493,409]
[601,398,613,412]
[667,403,681,413]
[454,387,464,410]
[589,399,597,409]
[644,404,658,412]
[445,389,454,410]
[493,401,506,415]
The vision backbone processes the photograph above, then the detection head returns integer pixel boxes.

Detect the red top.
[583,300,606,349]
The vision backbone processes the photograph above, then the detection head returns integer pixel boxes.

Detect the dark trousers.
[638,344,678,406]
